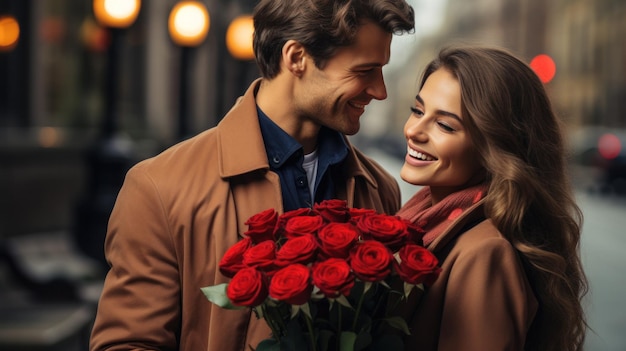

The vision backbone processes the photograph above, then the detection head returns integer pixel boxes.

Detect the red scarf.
[396,184,489,246]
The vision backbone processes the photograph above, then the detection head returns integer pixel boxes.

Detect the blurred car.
[569,126,626,195]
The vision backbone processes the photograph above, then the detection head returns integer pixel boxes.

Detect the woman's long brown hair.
[420,45,588,350]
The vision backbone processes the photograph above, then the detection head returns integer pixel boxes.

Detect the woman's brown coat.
[401,199,538,350]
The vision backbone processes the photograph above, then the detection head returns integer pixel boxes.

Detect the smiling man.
[89,0,415,350]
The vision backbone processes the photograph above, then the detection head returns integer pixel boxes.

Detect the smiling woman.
[401,68,483,204]
[396,45,588,351]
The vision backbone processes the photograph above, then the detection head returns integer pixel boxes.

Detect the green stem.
[336,302,342,351]
[261,304,280,340]
[351,287,366,332]
[303,305,317,351]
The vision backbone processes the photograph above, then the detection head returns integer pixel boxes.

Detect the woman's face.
[400,68,483,204]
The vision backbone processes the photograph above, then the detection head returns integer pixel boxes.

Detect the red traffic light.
[530,54,556,84]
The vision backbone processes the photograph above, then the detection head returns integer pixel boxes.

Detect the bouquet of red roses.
[201,199,441,351]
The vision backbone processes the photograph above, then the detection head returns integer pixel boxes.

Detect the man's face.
[294,21,392,135]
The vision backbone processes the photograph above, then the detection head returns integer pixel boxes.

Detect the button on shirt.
[257,106,349,212]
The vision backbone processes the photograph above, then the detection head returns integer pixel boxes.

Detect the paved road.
[579,191,626,351]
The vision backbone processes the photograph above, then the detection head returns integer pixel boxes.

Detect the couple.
[89,0,587,350]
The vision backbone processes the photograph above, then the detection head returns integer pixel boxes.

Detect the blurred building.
[368,0,626,137]
[0,0,259,239]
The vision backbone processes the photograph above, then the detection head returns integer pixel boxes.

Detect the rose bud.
[284,215,324,239]
[243,240,277,272]
[269,264,313,305]
[350,240,393,282]
[312,258,355,298]
[244,208,279,244]
[317,222,359,259]
[394,244,441,286]
[275,234,318,267]
[356,213,409,251]
[313,199,350,223]
[219,237,253,278]
[226,267,268,307]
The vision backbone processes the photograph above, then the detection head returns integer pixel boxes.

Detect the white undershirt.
[302,149,319,202]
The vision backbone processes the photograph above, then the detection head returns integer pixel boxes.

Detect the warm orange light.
[93,0,141,29]
[530,54,556,84]
[168,1,210,47]
[226,15,255,60]
[0,15,20,51]
[38,127,61,148]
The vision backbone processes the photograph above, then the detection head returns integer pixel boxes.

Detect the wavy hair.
[252,0,415,78]
[419,46,588,350]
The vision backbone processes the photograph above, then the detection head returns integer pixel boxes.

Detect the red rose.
[348,207,378,224]
[269,264,313,305]
[314,199,350,223]
[275,208,313,237]
[312,258,355,298]
[244,208,279,244]
[394,244,441,286]
[405,220,426,246]
[226,267,268,307]
[284,215,324,239]
[243,240,276,272]
[350,240,393,282]
[219,237,252,278]
[275,234,318,267]
[317,222,359,259]
[357,214,409,251]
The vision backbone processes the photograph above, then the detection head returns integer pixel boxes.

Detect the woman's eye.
[437,121,455,132]
[410,106,423,116]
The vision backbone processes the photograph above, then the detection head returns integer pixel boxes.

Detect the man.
[89,0,414,349]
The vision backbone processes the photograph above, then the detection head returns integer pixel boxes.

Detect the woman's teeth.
[407,147,435,161]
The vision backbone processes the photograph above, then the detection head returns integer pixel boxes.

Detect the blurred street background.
[1,0,625,350]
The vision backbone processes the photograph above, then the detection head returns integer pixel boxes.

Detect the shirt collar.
[257,106,302,168]
[257,106,349,169]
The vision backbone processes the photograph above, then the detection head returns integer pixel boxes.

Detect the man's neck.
[256,78,320,153]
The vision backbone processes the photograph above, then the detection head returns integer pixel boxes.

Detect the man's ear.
[281,40,307,77]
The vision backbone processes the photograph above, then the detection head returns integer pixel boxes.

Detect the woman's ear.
[281,40,307,77]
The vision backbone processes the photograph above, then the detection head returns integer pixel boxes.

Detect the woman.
[396,46,588,350]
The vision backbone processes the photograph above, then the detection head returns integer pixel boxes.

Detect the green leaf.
[382,316,411,335]
[339,331,357,351]
[200,284,244,310]
[336,295,353,309]
[256,338,281,351]
[403,282,414,299]
[362,281,373,295]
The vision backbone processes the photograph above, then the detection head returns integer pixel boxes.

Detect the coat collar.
[215,78,379,189]
[427,198,487,252]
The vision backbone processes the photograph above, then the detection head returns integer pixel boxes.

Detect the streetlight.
[0,15,20,52]
[168,1,210,140]
[225,14,256,103]
[73,0,141,267]
[226,15,254,61]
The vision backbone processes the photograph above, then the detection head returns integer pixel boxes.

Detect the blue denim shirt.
[257,106,348,212]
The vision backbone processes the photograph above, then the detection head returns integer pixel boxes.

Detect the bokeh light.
[226,15,254,60]
[598,133,622,160]
[168,1,210,47]
[0,15,20,51]
[93,0,141,28]
[530,54,556,84]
